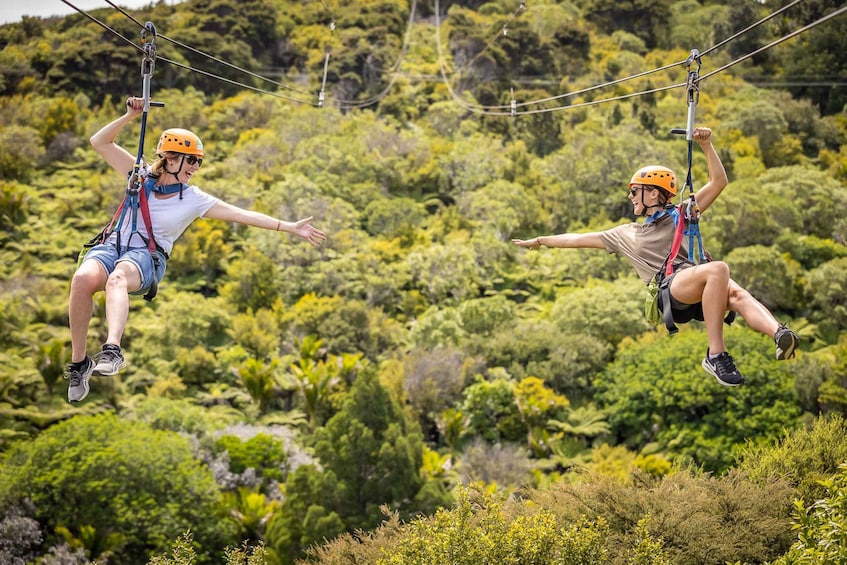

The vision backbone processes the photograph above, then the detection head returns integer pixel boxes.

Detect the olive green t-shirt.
[599,211,694,285]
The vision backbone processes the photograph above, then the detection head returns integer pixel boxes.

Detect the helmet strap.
[639,188,664,217]
[164,155,187,183]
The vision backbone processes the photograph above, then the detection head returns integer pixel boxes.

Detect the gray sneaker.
[774,324,800,360]
[66,357,95,402]
[93,344,126,376]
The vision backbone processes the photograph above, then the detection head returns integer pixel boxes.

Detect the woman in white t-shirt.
[65,96,326,403]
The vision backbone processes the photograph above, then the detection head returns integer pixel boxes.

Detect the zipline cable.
[331,0,419,110]
[63,0,845,116]
[102,0,415,109]
[433,0,686,113]
[58,0,318,106]
[434,0,846,116]
[700,4,847,83]
[447,0,527,77]
[308,0,418,109]
[699,0,806,58]
[100,0,311,96]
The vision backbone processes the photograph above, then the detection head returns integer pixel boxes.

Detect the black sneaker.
[774,324,799,360]
[93,344,126,376]
[66,357,95,402]
[701,349,745,386]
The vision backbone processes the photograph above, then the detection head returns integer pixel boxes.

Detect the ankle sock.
[70,357,90,369]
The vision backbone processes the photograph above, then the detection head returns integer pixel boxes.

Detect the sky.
[0,0,181,25]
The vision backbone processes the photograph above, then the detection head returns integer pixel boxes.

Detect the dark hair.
[654,186,674,206]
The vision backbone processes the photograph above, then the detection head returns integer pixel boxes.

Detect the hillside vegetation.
[1,0,847,563]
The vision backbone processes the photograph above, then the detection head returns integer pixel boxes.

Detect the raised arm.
[690,127,728,213]
[512,231,605,250]
[203,201,327,247]
[89,97,145,177]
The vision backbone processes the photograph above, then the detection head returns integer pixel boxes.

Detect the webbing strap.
[138,183,156,254]
[665,206,685,277]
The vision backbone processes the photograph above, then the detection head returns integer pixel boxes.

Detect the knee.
[705,261,730,282]
[71,268,101,295]
[105,270,129,292]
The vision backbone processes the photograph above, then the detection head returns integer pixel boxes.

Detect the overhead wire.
[97,0,416,110]
[58,0,141,50]
[313,0,419,110]
[700,4,847,83]
[59,0,319,106]
[61,0,845,117]
[699,0,805,58]
[98,0,314,99]
[434,0,847,116]
[433,0,686,114]
[446,0,527,77]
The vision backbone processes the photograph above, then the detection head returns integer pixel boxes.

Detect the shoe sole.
[776,333,799,361]
[701,358,744,387]
[93,360,126,376]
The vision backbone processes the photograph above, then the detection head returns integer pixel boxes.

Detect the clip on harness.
[82,22,166,302]
[661,49,734,333]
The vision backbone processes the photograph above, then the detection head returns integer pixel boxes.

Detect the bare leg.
[103,261,142,347]
[669,262,731,353]
[69,260,107,363]
[727,280,780,338]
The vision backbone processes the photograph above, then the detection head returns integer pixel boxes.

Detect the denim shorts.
[84,243,167,296]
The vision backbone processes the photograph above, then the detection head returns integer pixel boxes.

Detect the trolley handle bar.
[127,100,165,108]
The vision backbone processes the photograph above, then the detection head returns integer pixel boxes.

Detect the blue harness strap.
[147,177,186,197]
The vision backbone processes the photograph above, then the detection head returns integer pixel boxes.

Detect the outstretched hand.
[293,217,327,247]
[512,237,541,250]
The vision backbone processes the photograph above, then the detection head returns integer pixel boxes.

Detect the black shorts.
[657,271,705,325]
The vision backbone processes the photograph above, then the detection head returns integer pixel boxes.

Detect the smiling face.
[159,152,202,184]
[628,184,661,216]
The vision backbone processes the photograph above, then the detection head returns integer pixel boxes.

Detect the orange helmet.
[156,128,204,157]
[629,165,676,196]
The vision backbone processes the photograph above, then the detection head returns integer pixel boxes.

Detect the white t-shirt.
[108,183,219,256]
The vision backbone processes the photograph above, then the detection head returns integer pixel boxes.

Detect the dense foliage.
[1,0,846,563]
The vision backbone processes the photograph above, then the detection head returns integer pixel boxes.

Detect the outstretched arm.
[690,127,728,213]
[203,201,327,247]
[90,97,145,177]
[512,231,605,250]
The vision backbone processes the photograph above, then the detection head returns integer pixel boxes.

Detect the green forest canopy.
[1,0,847,563]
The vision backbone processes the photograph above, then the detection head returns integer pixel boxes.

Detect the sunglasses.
[184,155,203,167]
[628,186,656,196]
